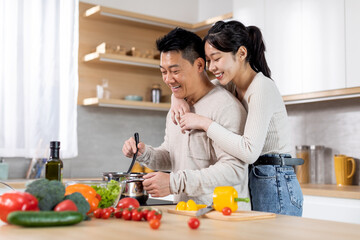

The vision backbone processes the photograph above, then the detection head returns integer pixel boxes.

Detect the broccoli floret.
[64,192,90,218]
[25,179,65,211]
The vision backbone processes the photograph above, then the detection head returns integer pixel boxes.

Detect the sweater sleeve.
[207,80,276,164]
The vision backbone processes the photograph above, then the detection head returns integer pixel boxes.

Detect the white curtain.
[0,0,79,158]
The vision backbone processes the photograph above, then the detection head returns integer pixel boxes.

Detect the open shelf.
[83,5,233,32]
[82,98,170,111]
[83,52,159,69]
[283,87,360,105]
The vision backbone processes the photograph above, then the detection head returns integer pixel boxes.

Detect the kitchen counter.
[301,184,360,199]
[1,205,360,240]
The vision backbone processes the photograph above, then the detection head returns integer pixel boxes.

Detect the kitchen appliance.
[310,145,325,184]
[102,172,148,204]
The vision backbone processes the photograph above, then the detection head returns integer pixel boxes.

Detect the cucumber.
[7,211,83,227]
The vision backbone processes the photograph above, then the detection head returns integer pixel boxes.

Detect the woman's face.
[205,41,239,85]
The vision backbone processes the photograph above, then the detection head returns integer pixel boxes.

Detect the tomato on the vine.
[93,208,102,218]
[141,208,150,221]
[222,207,232,216]
[122,208,132,220]
[147,210,162,221]
[114,208,123,218]
[102,211,111,219]
[188,217,200,229]
[131,208,142,221]
[149,219,161,230]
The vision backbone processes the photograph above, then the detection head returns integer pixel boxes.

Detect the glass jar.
[151,84,161,103]
[310,145,325,184]
[295,145,310,184]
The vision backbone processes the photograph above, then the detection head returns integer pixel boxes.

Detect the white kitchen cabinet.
[264,0,302,96]
[302,0,346,93]
[303,195,360,224]
[345,0,360,88]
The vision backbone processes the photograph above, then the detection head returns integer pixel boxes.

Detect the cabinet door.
[345,0,360,88]
[264,0,302,96]
[302,0,346,93]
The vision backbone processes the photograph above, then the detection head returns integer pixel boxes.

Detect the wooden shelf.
[83,52,159,69]
[83,5,233,32]
[82,98,170,111]
[283,87,360,105]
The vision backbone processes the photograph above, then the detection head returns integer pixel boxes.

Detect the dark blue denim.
[249,164,303,216]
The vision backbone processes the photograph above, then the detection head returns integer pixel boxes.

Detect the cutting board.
[167,208,276,221]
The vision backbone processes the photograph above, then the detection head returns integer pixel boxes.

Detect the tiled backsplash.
[4,98,360,185]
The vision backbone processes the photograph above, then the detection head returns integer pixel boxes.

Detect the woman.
[171,20,303,216]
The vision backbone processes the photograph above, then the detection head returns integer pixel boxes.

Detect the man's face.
[159,51,198,100]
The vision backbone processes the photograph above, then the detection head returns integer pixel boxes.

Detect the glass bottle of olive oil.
[45,141,63,181]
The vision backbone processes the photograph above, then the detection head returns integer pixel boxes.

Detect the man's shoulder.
[209,86,243,108]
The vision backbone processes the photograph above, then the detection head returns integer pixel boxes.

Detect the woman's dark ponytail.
[246,26,271,78]
[204,21,271,79]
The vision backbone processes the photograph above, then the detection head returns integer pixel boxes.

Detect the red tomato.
[102,211,111,219]
[132,209,142,221]
[117,198,140,209]
[95,193,102,201]
[0,192,39,223]
[114,208,123,218]
[147,210,162,221]
[188,217,200,229]
[122,208,132,220]
[93,208,102,218]
[54,199,78,212]
[108,207,115,213]
[222,207,232,216]
[149,219,161,230]
[141,208,150,221]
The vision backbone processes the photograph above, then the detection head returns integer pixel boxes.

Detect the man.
[122,28,250,209]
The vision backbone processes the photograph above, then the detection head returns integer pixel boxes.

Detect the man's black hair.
[156,27,205,65]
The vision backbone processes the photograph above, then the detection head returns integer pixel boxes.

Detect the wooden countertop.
[301,184,360,200]
[1,205,360,240]
[3,180,360,199]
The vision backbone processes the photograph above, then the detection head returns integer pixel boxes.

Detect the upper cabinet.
[234,0,360,104]
[302,0,346,93]
[264,0,302,96]
[78,3,232,111]
[345,0,360,88]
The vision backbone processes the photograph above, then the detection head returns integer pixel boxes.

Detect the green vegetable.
[91,180,120,208]
[64,192,90,218]
[7,211,83,227]
[25,179,65,211]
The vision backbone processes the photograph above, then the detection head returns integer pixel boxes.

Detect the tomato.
[149,219,161,230]
[141,208,151,221]
[132,209,142,221]
[96,193,101,201]
[222,207,232,216]
[122,208,132,220]
[114,208,123,218]
[93,208,102,218]
[102,211,111,219]
[147,210,162,221]
[108,207,115,213]
[117,198,140,209]
[188,217,200,229]
[54,200,78,212]
[0,192,39,223]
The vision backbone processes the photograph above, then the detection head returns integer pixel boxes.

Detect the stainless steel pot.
[103,172,148,204]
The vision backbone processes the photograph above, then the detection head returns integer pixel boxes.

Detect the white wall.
[198,0,233,22]
[80,0,199,23]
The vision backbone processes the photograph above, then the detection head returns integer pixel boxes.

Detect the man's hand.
[179,112,213,132]
[122,136,145,158]
[170,94,190,125]
[142,172,171,197]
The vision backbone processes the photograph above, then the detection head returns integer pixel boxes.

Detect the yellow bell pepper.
[175,201,186,211]
[185,199,198,211]
[213,186,250,212]
[197,204,207,209]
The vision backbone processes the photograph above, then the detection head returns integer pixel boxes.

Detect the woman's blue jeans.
[249,164,303,216]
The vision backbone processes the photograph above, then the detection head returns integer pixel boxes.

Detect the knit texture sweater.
[208,72,292,164]
[137,86,250,210]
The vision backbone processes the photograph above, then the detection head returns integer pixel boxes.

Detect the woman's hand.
[179,113,213,132]
[122,136,145,158]
[170,94,190,125]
